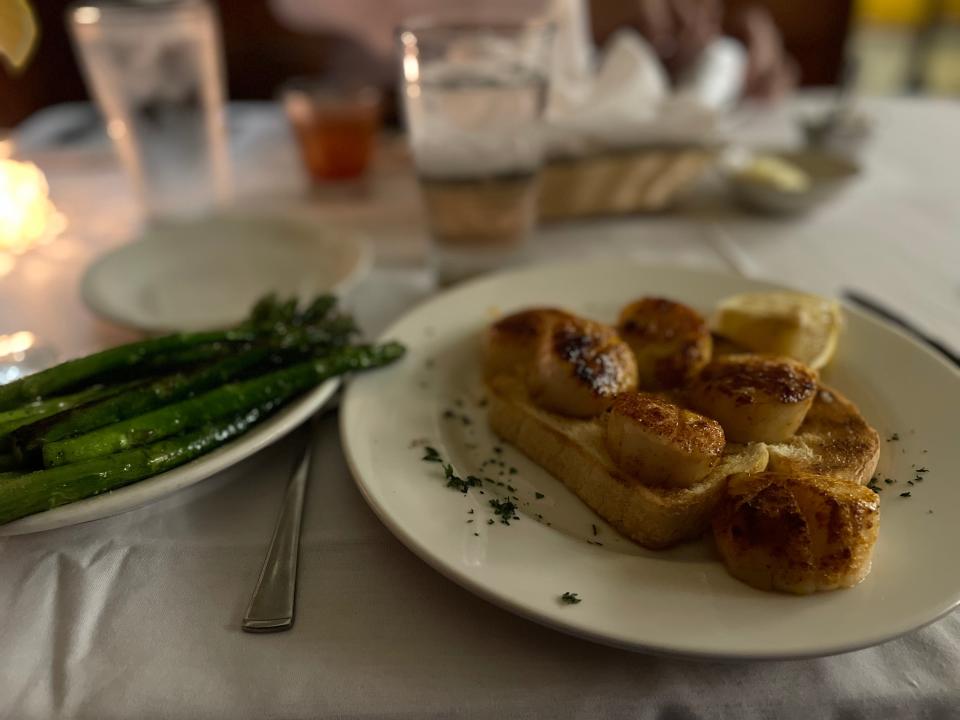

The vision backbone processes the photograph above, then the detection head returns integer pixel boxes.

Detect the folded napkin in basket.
[538,0,745,217]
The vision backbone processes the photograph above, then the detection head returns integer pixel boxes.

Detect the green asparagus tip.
[378,341,406,362]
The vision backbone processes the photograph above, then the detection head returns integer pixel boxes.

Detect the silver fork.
[241,388,339,633]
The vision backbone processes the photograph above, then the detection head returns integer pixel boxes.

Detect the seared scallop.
[531,315,638,418]
[617,297,712,389]
[686,354,817,442]
[482,308,570,381]
[603,392,725,488]
[713,471,880,594]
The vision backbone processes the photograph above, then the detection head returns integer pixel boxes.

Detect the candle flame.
[0,159,66,255]
[0,331,35,357]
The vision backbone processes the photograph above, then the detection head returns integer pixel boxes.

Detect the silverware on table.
[843,290,960,368]
[242,390,339,633]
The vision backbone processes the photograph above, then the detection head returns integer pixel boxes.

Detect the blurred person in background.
[274,0,798,101]
[0,0,825,127]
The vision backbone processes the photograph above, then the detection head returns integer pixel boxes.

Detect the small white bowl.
[82,212,372,333]
[720,148,861,216]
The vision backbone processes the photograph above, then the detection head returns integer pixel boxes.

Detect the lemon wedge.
[0,0,38,72]
[714,292,842,370]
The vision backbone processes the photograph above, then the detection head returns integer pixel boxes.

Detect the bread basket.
[538,146,715,220]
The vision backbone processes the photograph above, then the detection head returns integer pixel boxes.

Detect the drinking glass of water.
[398,17,553,284]
[68,0,231,222]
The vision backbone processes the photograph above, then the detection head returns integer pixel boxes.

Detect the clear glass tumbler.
[398,18,552,284]
[67,0,231,221]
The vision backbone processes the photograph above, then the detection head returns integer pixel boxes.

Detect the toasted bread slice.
[487,376,769,549]
[765,385,880,485]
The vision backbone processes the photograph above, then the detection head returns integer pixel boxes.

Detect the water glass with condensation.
[398,18,553,284]
[68,0,231,221]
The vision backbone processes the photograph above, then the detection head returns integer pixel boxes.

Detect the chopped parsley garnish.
[422,446,442,463]
[560,592,581,605]
[917,466,929,473]
[884,478,895,484]
[467,509,474,514]
[487,519,495,525]
[591,524,598,536]
[506,484,517,492]
[900,491,912,498]
[509,467,518,475]
[535,492,545,500]
[489,498,519,525]
[866,478,883,493]
[442,409,456,420]
[443,464,483,494]
[887,433,900,442]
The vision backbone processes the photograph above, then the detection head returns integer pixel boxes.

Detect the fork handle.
[242,441,310,633]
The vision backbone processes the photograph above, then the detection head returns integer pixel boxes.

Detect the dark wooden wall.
[725,0,853,85]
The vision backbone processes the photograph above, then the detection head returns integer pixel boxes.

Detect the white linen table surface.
[0,95,958,719]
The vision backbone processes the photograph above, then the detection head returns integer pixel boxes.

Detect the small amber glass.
[282,80,382,182]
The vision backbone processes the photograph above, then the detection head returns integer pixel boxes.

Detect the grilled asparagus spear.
[0,329,259,411]
[0,384,120,438]
[11,347,280,463]
[0,407,272,525]
[43,343,404,467]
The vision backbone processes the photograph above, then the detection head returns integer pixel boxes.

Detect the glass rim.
[67,0,212,24]
[279,78,383,109]
[397,15,555,40]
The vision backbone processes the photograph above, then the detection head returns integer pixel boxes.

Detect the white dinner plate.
[341,260,960,660]
[0,379,339,536]
[82,213,372,333]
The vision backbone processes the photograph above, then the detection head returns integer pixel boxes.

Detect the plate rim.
[80,213,373,334]
[340,259,960,660]
[0,378,339,536]
[343,441,960,661]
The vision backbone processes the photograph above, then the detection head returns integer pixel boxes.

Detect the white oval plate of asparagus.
[0,295,404,536]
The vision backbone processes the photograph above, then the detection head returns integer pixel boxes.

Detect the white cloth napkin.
[541,0,746,156]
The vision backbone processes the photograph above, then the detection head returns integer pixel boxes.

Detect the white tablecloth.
[1,95,959,719]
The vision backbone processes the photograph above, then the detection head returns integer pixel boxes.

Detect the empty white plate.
[82,213,372,333]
